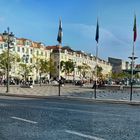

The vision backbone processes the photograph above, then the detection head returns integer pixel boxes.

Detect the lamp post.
[2,27,14,93]
[73,61,76,83]
[128,56,138,101]
[22,54,29,81]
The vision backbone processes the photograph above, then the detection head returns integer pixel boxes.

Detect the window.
[30,49,33,54]
[26,41,31,46]
[4,44,7,47]
[22,48,24,53]
[13,47,15,51]
[30,58,32,63]
[37,51,39,56]
[13,38,16,43]
[0,44,3,49]
[17,47,20,52]
[45,52,47,57]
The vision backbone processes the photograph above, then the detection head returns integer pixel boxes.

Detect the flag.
[133,15,137,42]
[95,19,99,43]
[57,19,63,44]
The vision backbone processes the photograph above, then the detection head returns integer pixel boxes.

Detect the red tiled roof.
[46,45,62,50]
[0,35,4,42]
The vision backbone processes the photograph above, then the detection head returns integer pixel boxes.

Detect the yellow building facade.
[0,35,112,82]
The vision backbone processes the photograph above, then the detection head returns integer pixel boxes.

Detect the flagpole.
[57,18,62,96]
[130,41,135,101]
[130,14,137,101]
[95,42,98,99]
[58,43,61,96]
[94,18,99,99]
[58,43,61,81]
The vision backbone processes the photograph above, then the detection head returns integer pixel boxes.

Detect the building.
[0,34,112,83]
[47,46,112,81]
[108,57,130,73]
[0,36,51,82]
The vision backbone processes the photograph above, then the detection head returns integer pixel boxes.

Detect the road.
[0,96,140,140]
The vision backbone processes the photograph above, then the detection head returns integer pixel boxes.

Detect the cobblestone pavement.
[1,84,140,102]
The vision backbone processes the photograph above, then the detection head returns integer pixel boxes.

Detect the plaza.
[1,84,140,103]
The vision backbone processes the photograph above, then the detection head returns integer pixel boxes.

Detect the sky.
[0,0,140,63]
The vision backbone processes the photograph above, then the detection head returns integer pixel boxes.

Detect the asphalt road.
[0,96,140,140]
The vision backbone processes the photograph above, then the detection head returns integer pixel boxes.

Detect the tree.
[19,63,33,81]
[48,59,56,79]
[0,50,20,77]
[37,59,49,86]
[60,60,74,79]
[81,63,91,79]
[77,63,91,80]
[39,59,48,75]
[95,65,103,79]
[77,65,83,79]
[111,72,131,80]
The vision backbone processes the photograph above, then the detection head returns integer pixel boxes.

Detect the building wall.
[108,57,130,74]
[0,37,51,82]
[50,47,112,81]
[0,35,112,82]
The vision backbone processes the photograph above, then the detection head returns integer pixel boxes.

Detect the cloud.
[64,23,131,61]
[65,23,129,46]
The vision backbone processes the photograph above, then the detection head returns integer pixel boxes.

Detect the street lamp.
[128,56,138,101]
[73,61,76,83]
[22,54,29,82]
[2,27,14,93]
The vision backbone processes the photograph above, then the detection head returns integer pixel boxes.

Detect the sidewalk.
[0,85,140,105]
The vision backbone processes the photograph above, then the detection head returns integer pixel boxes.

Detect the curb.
[0,93,140,105]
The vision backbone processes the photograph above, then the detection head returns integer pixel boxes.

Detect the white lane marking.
[0,103,9,107]
[65,130,105,140]
[46,106,123,117]
[11,116,38,124]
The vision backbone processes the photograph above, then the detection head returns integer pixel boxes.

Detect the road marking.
[11,116,38,124]
[0,103,9,107]
[46,106,123,117]
[65,130,105,140]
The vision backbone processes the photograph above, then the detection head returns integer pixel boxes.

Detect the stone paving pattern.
[1,84,140,102]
